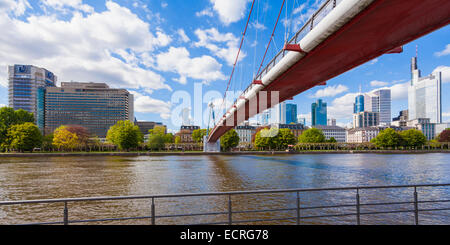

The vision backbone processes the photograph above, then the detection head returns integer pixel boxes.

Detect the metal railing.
[1,184,450,225]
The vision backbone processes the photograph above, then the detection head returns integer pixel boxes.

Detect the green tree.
[328,137,337,143]
[371,128,402,148]
[400,129,427,148]
[220,129,239,151]
[5,123,42,152]
[53,126,79,150]
[0,107,35,149]
[174,135,181,144]
[192,129,207,143]
[42,134,54,151]
[277,128,296,149]
[106,120,143,150]
[254,129,271,150]
[148,125,166,135]
[298,128,326,143]
[148,133,165,151]
[164,133,174,143]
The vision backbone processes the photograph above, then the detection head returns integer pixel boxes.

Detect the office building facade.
[364,89,391,125]
[311,99,327,126]
[41,82,134,137]
[8,65,56,118]
[353,94,365,114]
[285,103,298,124]
[312,125,346,142]
[353,111,379,128]
[136,121,165,136]
[408,57,442,124]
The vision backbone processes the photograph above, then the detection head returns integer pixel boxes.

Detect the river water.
[0,153,449,225]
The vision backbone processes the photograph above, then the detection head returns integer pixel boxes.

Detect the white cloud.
[130,91,171,119]
[196,8,214,17]
[327,92,358,120]
[194,28,245,66]
[443,112,450,118]
[0,0,31,16]
[210,0,251,25]
[177,29,190,43]
[42,0,93,13]
[433,66,450,83]
[310,84,349,98]
[435,44,450,57]
[161,2,168,8]
[370,80,389,87]
[251,22,266,30]
[155,47,227,84]
[0,1,172,92]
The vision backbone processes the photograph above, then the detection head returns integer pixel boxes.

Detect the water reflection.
[0,153,449,224]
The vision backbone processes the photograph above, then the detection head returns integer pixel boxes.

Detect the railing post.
[151,197,156,225]
[414,187,419,225]
[333,0,336,8]
[63,201,68,225]
[228,195,232,225]
[296,192,301,225]
[356,189,361,225]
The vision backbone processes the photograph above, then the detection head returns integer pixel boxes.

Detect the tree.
[438,128,450,142]
[42,134,54,151]
[0,107,35,149]
[327,137,337,143]
[148,133,165,151]
[298,128,326,143]
[65,125,90,146]
[149,125,166,136]
[371,128,402,148]
[254,129,271,150]
[277,128,296,149]
[164,133,174,143]
[174,136,181,144]
[5,123,42,152]
[400,129,427,148]
[106,120,143,150]
[192,129,207,143]
[53,126,79,151]
[220,129,239,151]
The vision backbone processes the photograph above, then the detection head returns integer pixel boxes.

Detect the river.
[0,153,449,225]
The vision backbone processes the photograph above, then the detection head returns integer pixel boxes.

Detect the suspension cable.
[255,0,286,79]
[221,0,257,111]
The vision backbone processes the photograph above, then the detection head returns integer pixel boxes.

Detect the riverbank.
[0,149,449,157]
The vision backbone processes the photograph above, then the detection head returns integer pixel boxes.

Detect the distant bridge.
[208,0,450,142]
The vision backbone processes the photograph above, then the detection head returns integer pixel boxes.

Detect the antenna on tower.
[416,45,418,58]
[359,84,362,94]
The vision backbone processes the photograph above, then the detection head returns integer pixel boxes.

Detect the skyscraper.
[8,65,56,117]
[408,56,442,123]
[311,99,327,126]
[41,82,134,137]
[364,89,391,125]
[353,94,365,113]
[285,103,298,124]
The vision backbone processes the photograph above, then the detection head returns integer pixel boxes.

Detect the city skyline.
[0,0,448,133]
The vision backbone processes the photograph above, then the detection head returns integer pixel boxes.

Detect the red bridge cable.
[255,0,286,78]
[221,0,257,110]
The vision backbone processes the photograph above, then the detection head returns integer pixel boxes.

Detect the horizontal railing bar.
[298,212,357,219]
[300,203,356,210]
[359,209,415,216]
[418,208,450,212]
[231,216,297,224]
[16,221,64,226]
[232,207,296,214]
[360,201,414,206]
[155,211,228,219]
[418,199,450,204]
[189,221,229,225]
[68,215,153,224]
[2,184,449,206]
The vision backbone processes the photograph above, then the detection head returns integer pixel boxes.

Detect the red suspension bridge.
[207,0,450,144]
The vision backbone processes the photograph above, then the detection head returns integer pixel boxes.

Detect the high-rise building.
[135,121,165,136]
[311,99,327,126]
[353,111,379,128]
[364,89,391,125]
[285,103,298,124]
[41,82,134,137]
[392,110,409,127]
[312,125,346,142]
[353,94,365,114]
[408,56,442,123]
[8,65,56,118]
[327,118,336,126]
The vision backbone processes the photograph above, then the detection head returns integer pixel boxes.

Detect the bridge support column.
[204,136,221,152]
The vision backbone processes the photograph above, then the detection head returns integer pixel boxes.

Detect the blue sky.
[0,0,449,132]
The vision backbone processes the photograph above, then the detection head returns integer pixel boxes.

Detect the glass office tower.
[286,103,298,124]
[42,82,134,137]
[408,57,442,123]
[311,99,327,126]
[353,94,365,113]
[8,65,56,118]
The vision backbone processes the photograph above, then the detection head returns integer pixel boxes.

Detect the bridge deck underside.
[209,0,450,142]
